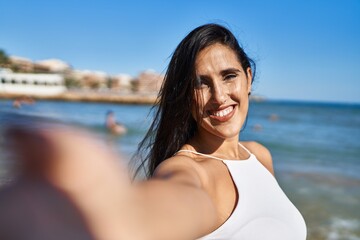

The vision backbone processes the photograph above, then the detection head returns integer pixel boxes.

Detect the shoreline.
[0,91,158,105]
[0,91,269,105]
[1,92,356,107]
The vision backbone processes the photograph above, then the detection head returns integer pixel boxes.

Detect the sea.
[0,99,359,240]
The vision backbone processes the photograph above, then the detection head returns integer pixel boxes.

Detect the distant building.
[69,69,108,89]
[36,59,71,73]
[8,56,71,74]
[0,68,66,96]
[135,69,164,93]
[9,56,34,72]
[111,74,134,91]
[33,63,51,73]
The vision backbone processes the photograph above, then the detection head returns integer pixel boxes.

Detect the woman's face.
[193,43,252,140]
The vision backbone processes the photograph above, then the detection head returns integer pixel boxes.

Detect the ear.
[246,67,252,95]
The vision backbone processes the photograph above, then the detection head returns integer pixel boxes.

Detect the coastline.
[0,91,268,105]
[0,91,158,105]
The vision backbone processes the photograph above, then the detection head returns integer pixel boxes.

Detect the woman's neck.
[188,131,243,160]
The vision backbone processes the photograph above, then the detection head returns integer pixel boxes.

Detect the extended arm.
[0,125,216,240]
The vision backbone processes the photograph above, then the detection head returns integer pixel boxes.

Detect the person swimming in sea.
[105,110,127,135]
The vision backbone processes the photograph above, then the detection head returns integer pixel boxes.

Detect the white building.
[0,68,66,96]
[112,74,133,91]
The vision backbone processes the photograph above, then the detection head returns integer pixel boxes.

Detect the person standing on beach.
[0,24,307,240]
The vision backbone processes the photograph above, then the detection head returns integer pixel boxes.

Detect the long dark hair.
[132,23,256,178]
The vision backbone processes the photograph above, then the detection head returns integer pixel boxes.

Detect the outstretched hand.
[0,122,139,240]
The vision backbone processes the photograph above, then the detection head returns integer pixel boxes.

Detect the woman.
[133,23,307,239]
[0,24,306,240]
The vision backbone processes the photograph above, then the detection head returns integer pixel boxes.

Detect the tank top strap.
[175,149,227,161]
[175,142,252,161]
[238,142,252,155]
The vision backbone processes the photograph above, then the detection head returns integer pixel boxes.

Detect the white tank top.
[177,144,307,240]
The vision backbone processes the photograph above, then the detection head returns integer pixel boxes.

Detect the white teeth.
[212,106,233,117]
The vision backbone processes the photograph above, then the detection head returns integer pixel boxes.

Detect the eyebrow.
[220,68,241,75]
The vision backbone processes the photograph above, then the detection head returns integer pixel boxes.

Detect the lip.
[208,105,236,122]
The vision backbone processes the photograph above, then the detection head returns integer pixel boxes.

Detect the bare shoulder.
[241,141,274,176]
[153,154,208,188]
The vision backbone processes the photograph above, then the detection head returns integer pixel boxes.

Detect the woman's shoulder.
[240,141,274,175]
[156,154,202,173]
[153,153,209,188]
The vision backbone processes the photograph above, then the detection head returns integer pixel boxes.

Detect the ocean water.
[0,99,359,240]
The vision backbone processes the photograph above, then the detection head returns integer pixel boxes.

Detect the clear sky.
[0,0,359,103]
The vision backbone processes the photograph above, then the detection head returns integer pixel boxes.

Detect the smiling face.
[193,43,252,140]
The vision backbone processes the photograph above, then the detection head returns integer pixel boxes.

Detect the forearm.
[132,179,217,240]
[2,125,216,240]
[64,178,216,240]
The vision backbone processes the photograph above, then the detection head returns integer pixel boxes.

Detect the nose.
[211,81,227,105]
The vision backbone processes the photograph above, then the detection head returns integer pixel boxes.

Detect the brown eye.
[224,74,237,81]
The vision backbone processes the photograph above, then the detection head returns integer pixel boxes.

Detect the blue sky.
[0,0,359,103]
